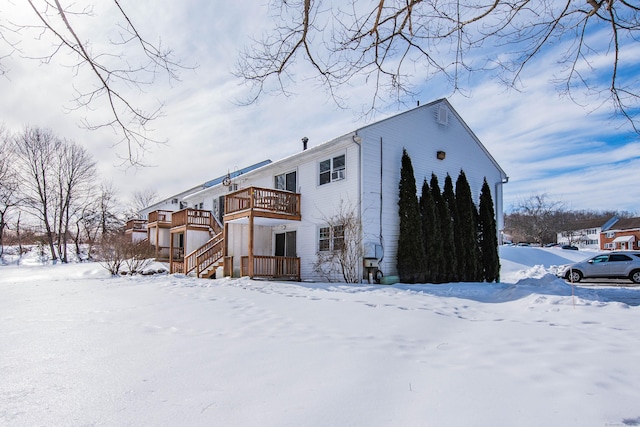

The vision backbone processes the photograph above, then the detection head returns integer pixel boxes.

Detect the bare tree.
[1,1,188,165]
[236,1,640,131]
[0,128,20,257]
[128,188,159,219]
[313,201,363,283]
[73,182,123,260]
[14,127,98,262]
[98,182,123,236]
[508,194,564,245]
[54,141,97,262]
[13,127,62,261]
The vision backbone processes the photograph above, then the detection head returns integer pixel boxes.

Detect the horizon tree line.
[0,126,158,261]
[398,149,500,284]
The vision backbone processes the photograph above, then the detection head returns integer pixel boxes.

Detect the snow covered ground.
[1,246,640,426]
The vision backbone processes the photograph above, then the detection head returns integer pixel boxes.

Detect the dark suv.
[557,252,640,283]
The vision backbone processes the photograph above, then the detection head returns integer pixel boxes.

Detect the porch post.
[223,222,229,258]
[155,225,159,260]
[248,214,254,278]
[169,232,174,273]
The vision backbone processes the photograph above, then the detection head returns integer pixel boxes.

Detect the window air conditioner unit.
[332,169,345,181]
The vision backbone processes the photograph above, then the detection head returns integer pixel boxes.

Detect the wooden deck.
[148,210,172,227]
[171,208,222,233]
[241,256,301,281]
[224,187,301,221]
[125,219,147,232]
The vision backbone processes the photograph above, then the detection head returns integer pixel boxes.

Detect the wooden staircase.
[184,232,225,278]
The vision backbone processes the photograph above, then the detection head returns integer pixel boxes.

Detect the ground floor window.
[318,225,344,252]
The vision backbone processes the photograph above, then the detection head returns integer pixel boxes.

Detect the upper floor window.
[319,154,345,185]
[275,170,297,192]
[606,231,615,238]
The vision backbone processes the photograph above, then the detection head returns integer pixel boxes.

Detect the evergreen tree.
[420,178,441,283]
[442,174,459,281]
[455,171,480,281]
[431,174,455,283]
[397,149,426,283]
[479,178,500,282]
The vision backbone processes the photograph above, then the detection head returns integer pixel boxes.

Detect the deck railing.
[225,187,300,219]
[156,246,170,261]
[171,208,218,230]
[148,210,172,224]
[241,255,300,281]
[125,219,147,231]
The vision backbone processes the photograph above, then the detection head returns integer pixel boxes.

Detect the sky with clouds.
[1,1,638,214]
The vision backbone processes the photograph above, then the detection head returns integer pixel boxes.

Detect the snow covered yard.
[1,247,640,426]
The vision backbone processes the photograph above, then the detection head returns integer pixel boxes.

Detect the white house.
[556,216,618,250]
[129,99,508,282]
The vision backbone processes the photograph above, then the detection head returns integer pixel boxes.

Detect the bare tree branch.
[3,1,190,165]
[237,0,640,131]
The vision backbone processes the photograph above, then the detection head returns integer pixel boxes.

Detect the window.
[318,224,344,252]
[606,231,615,238]
[605,243,615,249]
[319,226,331,251]
[610,254,632,262]
[592,255,609,263]
[275,171,297,192]
[333,225,344,250]
[319,154,346,185]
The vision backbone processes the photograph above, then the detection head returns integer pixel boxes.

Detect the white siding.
[186,229,211,255]
[359,100,506,278]
[149,99,506,282]
[234,136,360,280]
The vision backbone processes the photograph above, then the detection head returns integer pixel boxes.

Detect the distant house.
[125,99,508,282]
[557,217,618,250]
[601,217,640,251]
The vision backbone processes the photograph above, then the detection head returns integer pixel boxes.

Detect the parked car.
[557,252,640,283]
[560,245,579,250]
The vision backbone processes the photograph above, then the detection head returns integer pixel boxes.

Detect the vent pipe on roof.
[302,136,308,150]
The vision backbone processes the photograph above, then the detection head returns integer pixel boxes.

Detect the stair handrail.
[195,234,225,277]
[184,232,224,276]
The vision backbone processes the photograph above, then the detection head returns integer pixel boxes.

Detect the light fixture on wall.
[436,150,446,160]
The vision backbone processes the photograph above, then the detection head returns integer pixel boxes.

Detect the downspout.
[352,133,363,282]
[495,176,509,245]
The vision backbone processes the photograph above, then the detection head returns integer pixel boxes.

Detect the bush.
[98,233,154,275]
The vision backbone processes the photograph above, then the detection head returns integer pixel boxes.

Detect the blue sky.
[1,1,638,213]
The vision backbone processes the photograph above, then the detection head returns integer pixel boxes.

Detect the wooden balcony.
[224,187,301,221]
[170,208,222,234]
[125,219,147,232]
[241,256,300,281]
[148,210,173,227]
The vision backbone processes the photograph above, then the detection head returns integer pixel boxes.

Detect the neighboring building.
[557,217,618,250]
[601,217,640,251]
[126,99,508,282]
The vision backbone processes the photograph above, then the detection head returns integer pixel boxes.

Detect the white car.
[557,252,640,283]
